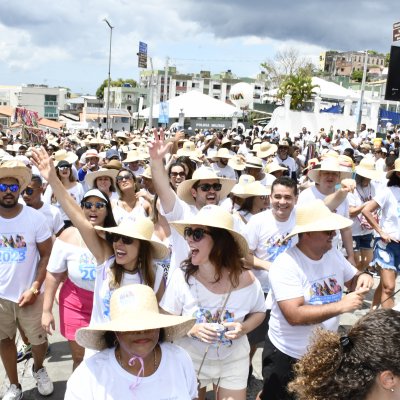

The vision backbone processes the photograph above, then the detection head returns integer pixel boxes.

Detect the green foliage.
[351,70,364,82]
[277,72,319,111]
[385,52,390,67]
[96,78,137,99]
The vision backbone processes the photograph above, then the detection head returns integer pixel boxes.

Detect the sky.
[0,0,397,95]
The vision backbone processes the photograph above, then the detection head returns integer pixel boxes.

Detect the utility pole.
[356,50,368,133]
[148,56,154,130]
[103,18,114,132]
[163,57,169,102]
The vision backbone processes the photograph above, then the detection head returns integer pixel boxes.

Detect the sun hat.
[76,284,195,351]
[355,158,384,181]
[102,159,122,170]
[177,166,236,205]
[230,174,255,195]
[95,218,169,260]
[0,160,32,191]
[337,155,354,172]
[265,162,288,175]
[228,154,247,171]
[141,166,152,179]
[85,149,100,159]
[320,149,339,160]
[53,149,78,166]
[386,158,400,179]
[307,158,353,184]
[85,168,118,189]
[220,137,232,147]
[285,200,352,240]
[124,149,146,163]
[257,142,277,159]
[212,148,233,160]
[245,155,263,169]
[278,140,290,148]
[231,181,271,199]
[170,205,249,257]
[176,141,196,157]
[82,188,109,203]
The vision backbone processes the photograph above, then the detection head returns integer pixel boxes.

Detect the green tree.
[277,72,319,111]
[351,70,364,82]
[96,78,137,99]
[385,52,390,67]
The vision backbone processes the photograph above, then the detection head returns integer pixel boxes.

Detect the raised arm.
[31,147,111,263]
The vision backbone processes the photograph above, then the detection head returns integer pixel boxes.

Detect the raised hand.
[31,146,58,183]
[148,128,173,161]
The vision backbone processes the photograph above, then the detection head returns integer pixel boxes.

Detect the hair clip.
[339,335,353,351]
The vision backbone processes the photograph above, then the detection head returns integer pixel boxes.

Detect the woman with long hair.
[161,205,266,400]
[85,168,119,201]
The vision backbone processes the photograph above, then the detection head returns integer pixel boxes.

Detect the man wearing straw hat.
[258,200,374,400]
[0,160,54,399]
[148,130,235,280]
[211,148,236,180]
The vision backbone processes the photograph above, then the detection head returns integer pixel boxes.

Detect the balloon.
[229,83,254,108]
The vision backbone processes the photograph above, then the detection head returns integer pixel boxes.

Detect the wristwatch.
[30,287,39,296]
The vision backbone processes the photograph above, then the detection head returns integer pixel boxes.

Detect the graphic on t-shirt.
[265,233,292,261]
[309,276,342,304]
[0,234,27,263]
[79,253,96,281]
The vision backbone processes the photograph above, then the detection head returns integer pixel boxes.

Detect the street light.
[356,50,368,133]
[103,18,114,131]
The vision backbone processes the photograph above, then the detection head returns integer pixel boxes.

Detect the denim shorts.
[353,233,374,251]
[372,238,400,273]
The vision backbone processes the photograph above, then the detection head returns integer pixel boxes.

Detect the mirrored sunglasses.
[22,187,38,195]
[0,183,20,193]
[82,201,107,210]
[183,227,211,242]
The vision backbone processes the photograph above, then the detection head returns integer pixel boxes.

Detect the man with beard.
[0,160,53,399]
[211,148,237,180]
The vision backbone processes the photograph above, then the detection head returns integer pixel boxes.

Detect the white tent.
[312,77,360,100]
[139,90,239,118]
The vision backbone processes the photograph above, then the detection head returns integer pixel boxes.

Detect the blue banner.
[158,102,169,124]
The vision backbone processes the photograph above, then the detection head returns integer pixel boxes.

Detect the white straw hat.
[257,142,277,159]
[245,155,263,169]
[95,218,169,260]
[355,158,384,181]
[265,162,288,175]
[386,158,400,179]
[124,149,146,163]
[307,158,353,184]
[285,200,352,240]
[177,166,236,205]
[212,148,233,160]
[85,168,118,189]
[230,174,255,195]
[0,160,32,191]
[53,149,78,166]
[231,181,271,199]
[170,205,249,257]
[228,154,247,171]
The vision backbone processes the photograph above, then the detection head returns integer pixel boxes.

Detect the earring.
[391,388,395,392]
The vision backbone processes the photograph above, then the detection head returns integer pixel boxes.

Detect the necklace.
[356,184,371,202]
[116,345,158,375]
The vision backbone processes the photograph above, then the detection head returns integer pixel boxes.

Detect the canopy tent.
[138,90,239,119]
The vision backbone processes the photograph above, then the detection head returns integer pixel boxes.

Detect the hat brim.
[386,168,400,179]
[355,167,384,181]
[76,312,195,350]
[54,153,78,166]
[0,166,32,191]
[307,168,352,184]
[85,169,118,189]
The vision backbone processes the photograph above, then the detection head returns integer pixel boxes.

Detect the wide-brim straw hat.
[177,141,196,157]
[141,166,152,179]
[212,147,233,160]
[0,160,32,191]
[53,149,78,166]
[76,284,195,351]
[228,154,247,171]
[124,149,146,163]
[95,218,169,260]
[230,174,255,195]
[102,160,122,170]
[85,168,118,189]
[245,155,263,169]
[170,205,249,257]
[257,142,277,159]
[307,158,352,184]
[386,158,400,179]
[265,162,288,175]
[231,181,271,199]
[355,158,384,181]
[285,200,352,240]
[177,166,236,205]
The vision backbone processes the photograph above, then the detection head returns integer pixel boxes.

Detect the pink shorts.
[59,278,94,341]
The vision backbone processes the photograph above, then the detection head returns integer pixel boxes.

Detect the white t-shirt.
[160,268,266,360]
[244,209,297,292]
[91,256,164,325]
[211,163,237,180]
[65,343,197,400]
[37,202,64,236]
[273,155,296,177]
[0,206,51,302]
[112,197,148,225]
[268,246,357,359]
[373,186,400,240]
[47,238,96,291]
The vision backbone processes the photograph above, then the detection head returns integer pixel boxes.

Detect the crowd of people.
[0,122,399,400]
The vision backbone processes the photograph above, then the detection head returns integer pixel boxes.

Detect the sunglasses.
[107,233,134,245]
[22,187,38,195]
[184,227,211,242]
[196,183,222,192]
[58,165,71,171]
[116,174,133,182]
[0,183,20,193]
[82,201,107,210]
[170,172,186,178]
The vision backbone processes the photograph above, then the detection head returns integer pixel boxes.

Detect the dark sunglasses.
[22,187,38,195]
[58,165,71,171]
[196,183,222,192]
[184,227,211,242]
[170,172,186,178]
[0,183,20,193]
[81,201,107,210]
[116,174,133,182]
[107,233,134,245]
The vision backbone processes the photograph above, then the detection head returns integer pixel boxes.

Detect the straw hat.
[337,155,354,172]
[141,166,152,179]
[124,149,146,163]
[102,159,122,170]
[95,218,169,260]
[228,154,247,171]
[320,149,339,159]
[386,158,400,179]
[285,200,352,240]
[85,168,118,189]
[76,284,195,351]
[231,181,271,199]
[170,205,249,257]
[278,140,290,147]
[231,174,255,194]
[307,158,353,184]
[257,142,277,159]
[355,158,384,181]
[177,166,236,205]
[0,160,32,191]
[53,149,78,166]
[212,148,233,160]
[177,141,196,157]
[265,162,288,175]
[245,155,263,169]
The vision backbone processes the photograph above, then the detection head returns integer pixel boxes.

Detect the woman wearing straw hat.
[42,189,116,370]
[65,284,197,399]
[161,205,266,400]
[84,167,119,201]
[362,158,400,309]
[348,158,384,273]
[31,148,168,325]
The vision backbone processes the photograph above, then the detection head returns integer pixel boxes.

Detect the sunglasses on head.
[116,174,133,182]
[81,201,107,210]
[107,233,134,245]
[0,183,20,193]
[196,183,222,192]
[183,227,211,242]
[170,171,186,178]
